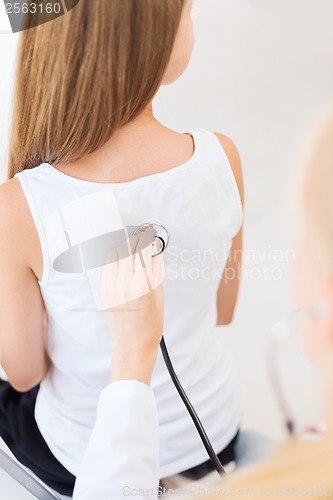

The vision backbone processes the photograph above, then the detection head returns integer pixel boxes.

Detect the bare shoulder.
[0,177,29,226]
[0,177,37,267]
[212,132,244,204]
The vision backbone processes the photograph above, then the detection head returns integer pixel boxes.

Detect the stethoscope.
[53,222,169,273]
[0,223,225,500]
[132,222,169,257]
[134,223,227,477]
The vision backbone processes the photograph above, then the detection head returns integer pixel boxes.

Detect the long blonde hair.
[211,433,333,498]
[7,0,186,178]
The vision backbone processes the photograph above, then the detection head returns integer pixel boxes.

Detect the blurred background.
[1,0,333,451]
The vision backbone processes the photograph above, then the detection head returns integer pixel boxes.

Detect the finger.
[117,235,151,303]
[134,244,150,283]
[134,228,155,272]
[135,228,155,251]
[127,233,141,257]
[137,241,154,290]
[117,235,139,278]
[151,252,165,289]
[130,235,153,297]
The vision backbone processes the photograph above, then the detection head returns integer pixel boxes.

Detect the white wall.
[1,0,333,441]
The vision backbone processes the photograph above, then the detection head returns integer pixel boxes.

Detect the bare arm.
[214,133,244,325]
[0,179,50,391]
[101,232,164,385]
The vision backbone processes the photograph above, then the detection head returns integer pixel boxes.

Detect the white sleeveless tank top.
[14,129,243,478]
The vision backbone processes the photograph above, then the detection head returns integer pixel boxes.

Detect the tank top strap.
[195,129,243,231]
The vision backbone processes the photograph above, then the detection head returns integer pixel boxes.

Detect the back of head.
[8,0,186,177]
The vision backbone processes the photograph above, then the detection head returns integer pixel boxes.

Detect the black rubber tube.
[159,336,226,477]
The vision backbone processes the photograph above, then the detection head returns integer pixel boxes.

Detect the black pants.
[179,429,239,480]
[0,380,76,497]
[0,379,239,495]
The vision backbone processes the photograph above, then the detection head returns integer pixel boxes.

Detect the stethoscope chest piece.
[132,222,169,257]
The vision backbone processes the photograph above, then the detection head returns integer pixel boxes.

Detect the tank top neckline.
[40,129,201,189]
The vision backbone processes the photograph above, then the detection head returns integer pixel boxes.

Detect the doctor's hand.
[101,230,165,385]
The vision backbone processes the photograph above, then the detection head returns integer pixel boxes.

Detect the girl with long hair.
[0,0,244,496]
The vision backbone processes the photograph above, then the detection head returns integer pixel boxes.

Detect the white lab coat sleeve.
[72,380,160,500]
